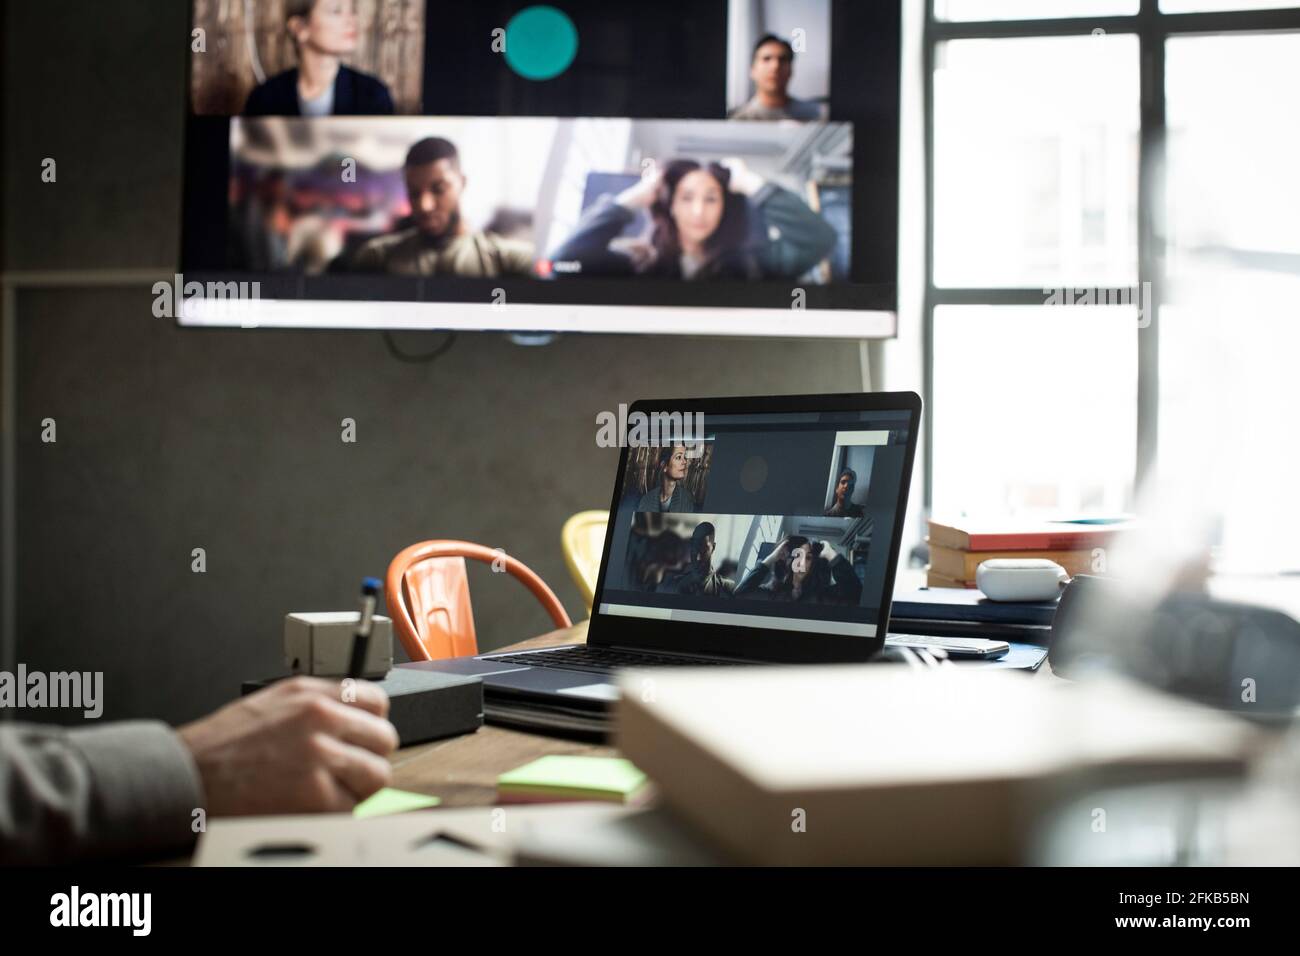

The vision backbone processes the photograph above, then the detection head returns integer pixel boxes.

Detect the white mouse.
[976,558,1069,601]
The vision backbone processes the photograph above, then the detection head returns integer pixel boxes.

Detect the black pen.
[347,578,383,680]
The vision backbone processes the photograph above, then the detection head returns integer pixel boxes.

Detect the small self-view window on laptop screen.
[590,394,920,664]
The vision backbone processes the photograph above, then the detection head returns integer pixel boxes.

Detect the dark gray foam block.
[242,669,483,745]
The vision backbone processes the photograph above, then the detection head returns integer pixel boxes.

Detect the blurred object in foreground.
[617,666,1261,865]
[1050,574,1300,722]
[1038,713,1300,867]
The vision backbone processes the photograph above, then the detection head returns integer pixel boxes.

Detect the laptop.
[406,391,922,735]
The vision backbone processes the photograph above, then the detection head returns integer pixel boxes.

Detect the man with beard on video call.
[350,136,535,277]
[657,522,736,597]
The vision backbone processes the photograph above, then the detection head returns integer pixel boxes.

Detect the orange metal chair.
[385,540,572,662]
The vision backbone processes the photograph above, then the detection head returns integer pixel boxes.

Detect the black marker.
[347,578,383,680]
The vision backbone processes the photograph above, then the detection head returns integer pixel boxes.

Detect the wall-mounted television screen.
[181,0,901,337]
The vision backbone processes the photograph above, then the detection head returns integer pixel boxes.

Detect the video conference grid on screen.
[597,411,912,639]
[183,1,900,311]
[225,117,851,284]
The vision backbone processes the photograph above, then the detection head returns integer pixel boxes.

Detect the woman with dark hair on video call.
[243,0,395,117]
[549,157,837,280]
[636,445,698,513]
[735,536,862,605]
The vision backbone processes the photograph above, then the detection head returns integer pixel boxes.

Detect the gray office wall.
[4,1,867,725]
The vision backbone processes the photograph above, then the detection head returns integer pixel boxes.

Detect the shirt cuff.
[67,721,205,860]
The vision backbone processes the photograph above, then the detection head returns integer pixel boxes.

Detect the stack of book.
[926,516,1133,589]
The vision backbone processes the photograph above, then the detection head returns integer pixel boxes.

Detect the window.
[936,1,1139,20]
[1164,33,1300,277]
[933,34,1139,288]
[931,304,1137,517]
[924,2,1300,564]
[1158,31,1300,570]
[1161,0,1300,11]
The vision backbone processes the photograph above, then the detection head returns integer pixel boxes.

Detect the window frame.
[921,0,1300,509]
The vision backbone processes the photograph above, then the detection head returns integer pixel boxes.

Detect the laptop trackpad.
[400,658,534,677]
[556,682,620,702]
[485,668,622,700]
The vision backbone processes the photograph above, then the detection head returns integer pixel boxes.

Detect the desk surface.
[389,620,613,804]
[390,619,1055,804]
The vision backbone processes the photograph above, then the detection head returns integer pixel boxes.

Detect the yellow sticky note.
[353,788,441,819]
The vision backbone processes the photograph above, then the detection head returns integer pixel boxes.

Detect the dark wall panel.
[15,293,862,724]
[6,1,867,724]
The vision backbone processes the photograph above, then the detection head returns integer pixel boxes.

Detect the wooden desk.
[389,619,1056,804]
[389,620,614,805]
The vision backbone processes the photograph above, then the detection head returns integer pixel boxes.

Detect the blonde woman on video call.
[243,0,395,116]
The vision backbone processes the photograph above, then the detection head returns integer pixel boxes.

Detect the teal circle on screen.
[503,6,579,81]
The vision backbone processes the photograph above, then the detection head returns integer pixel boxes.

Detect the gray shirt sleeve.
[0,720,204,864]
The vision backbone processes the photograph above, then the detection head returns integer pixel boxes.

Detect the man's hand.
[178,676,398,817]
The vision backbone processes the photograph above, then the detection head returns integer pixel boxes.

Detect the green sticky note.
[498,756,647,797]
[353,788,441,818]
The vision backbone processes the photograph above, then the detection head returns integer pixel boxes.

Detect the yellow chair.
[561,510,609,614]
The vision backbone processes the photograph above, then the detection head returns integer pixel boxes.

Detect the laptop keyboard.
[485,645,748,675]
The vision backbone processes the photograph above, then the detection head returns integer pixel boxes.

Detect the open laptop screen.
[590,394,919,663]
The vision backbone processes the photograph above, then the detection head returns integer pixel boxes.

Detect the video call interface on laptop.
[597,409,912,640]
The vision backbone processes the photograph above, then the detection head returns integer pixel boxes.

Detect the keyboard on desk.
[484,645,749,675]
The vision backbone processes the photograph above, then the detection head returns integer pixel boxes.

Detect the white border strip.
[599,602,877,638]
[179,297,897,338]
